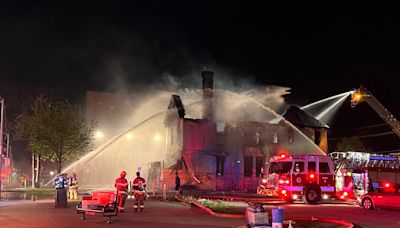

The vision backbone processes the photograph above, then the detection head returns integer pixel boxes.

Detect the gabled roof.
[167,95,185,118]
[283,105,329,128]
[164,95,185,127]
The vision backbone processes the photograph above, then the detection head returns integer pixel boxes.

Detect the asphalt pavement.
[0,198,242,228]
[1,198,400,227]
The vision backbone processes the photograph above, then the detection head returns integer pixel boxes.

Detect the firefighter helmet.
[120,171,127,177]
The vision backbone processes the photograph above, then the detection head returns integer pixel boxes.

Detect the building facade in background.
[151,70,329,192]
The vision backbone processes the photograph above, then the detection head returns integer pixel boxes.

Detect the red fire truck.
[258,86,400,204]
[258,151,400,204]
[257,153,336,204]
[331,152,400,200]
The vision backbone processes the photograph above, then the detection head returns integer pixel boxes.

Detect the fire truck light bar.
[369,155,396,161]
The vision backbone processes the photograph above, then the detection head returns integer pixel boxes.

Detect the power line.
[374,149,400,154]
[328,131,395,140]
[333,123,389,132]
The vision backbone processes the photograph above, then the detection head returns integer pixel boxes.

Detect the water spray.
[46,88,327,187]
[225,91,326,155]
[45,100,204,186]
[315,91,352,121]
[301,91,352,110]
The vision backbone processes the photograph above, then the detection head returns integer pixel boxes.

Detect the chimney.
[202,69,214,120]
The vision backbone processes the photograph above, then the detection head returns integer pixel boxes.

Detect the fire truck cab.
[258,153,336,204]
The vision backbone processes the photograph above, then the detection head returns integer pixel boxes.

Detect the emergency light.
[384,182,390,188]
[369,155,396,161]
[279,153,287,159]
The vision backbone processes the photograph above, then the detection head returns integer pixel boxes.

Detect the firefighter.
[68,173,79,200]
[132,171,146,212]
[115,171,128,212]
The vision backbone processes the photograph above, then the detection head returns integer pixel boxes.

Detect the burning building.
[150,70,329,192]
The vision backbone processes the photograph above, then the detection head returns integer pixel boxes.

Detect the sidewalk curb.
[192,201,245,219]
[175,196,245,219]
[200,195,284,204]
[289,217,354,228]
[177,197,354,227]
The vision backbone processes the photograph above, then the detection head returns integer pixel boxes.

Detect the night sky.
[2,1,400,152]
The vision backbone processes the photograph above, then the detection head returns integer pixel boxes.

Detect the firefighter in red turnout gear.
[115,171,128,212]
[132,172,146,212]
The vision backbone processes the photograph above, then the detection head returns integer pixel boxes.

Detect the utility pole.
[5,133,10,185]
[0,97,4,200]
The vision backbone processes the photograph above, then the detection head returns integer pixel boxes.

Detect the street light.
[0,97,4,201]
[49,171,55,176]
[126,132,133,140]
[94,130,105,140]
[154,134,161,142]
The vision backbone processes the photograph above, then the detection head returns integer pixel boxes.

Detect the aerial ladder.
[351,86,400,138]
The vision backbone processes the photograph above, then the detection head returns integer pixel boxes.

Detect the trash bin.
[246,203,269,227]
[55,188,68,208]
[272,207,284,228]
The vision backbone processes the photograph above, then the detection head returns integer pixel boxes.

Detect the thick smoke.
[60,64,294,187]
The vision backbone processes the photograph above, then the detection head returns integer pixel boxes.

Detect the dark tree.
[16,96,95,175]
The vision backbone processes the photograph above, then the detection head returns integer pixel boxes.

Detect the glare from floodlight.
[126,132,133,140]
[95,130,105,139]
[154,134,161,141]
